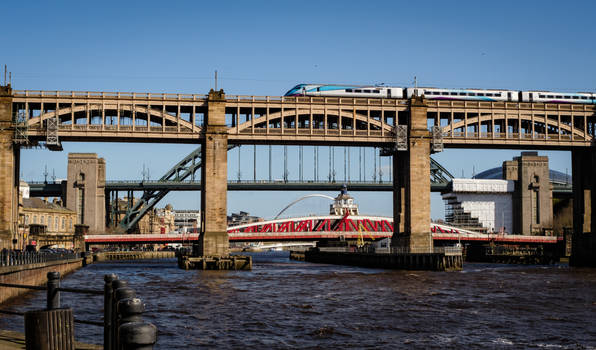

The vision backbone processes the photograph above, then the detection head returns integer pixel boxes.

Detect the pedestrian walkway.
[0,329,101,349]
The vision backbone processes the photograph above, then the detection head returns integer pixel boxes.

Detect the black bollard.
[46,271,60,310]
[113,287,136,350]
[119,322,157,350]
[117,297,145,325]
[104,274,118,350]
[111,278,130,346]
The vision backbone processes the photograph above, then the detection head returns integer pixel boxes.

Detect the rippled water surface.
[1,252,595,349]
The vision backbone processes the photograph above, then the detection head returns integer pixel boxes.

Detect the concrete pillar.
[66,153,106,234]
[197,89,229,256]
[392,96,432,252]
[0,85,19,249]
[571,147,596,266]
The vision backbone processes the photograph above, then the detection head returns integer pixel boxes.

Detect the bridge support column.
[66,153,106,234]
[391,96,432,253]
[197,89,230,258]
[0,85,20,249]
[570,148,596,267]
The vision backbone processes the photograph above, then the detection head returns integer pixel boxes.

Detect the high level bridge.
[1,85,594,264]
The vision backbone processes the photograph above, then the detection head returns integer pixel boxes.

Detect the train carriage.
[284,84,405,98]
[406,87,519,102]
[521,91,596,104]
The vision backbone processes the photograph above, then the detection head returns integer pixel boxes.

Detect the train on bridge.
[285,84,596,104]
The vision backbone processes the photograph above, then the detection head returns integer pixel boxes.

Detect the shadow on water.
[1,254,595,349]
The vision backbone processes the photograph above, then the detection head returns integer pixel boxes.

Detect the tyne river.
[1,252,595,349]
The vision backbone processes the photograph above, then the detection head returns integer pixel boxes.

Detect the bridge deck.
[12,90,595,147]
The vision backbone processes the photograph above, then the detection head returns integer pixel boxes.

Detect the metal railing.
[389,246,463,255]
[0,271,156,349]
[315,246,462,255]
[0,251,80,267]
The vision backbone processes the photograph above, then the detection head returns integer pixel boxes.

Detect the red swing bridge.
[84,214,561,245]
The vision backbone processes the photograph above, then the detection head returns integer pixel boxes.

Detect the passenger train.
[284,84,596,104]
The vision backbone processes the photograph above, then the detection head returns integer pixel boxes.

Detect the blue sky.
[3,0,595,220]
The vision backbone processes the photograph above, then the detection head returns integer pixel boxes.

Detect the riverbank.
[1,254,594,349]
[0,329,101,349]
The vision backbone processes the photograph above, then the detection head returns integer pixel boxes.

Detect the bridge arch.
[442,114,588,139]
[26,104,196,131]
[274,194,335,219]
[236,108,395,133]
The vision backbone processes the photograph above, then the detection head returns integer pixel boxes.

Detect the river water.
[1,252,595,349]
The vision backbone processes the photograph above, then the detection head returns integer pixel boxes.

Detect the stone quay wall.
[94,251,175,262]
[0,258,83,304]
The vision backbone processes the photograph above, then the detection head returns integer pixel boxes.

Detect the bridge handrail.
[13,90,209,101]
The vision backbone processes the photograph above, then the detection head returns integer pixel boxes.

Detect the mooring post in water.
[104,274,118,350]
[46,271,60,310]
[119,322,157,350]
[113,285,136,350]
[118,297,145,325]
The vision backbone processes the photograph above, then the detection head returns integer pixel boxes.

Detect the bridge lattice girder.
[118,145,198,232]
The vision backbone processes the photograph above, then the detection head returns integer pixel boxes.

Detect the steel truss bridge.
[12,90,595,148]
[84,214,561,245]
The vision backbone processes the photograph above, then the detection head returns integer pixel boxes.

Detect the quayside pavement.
[0,329,100,349]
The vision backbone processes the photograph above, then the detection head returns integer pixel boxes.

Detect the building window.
[25,215,29,225]
[33,216,37,224]
[48,217,52,231]
[55,217,59,231]
[41,216,45,225]
[78,189,85,224]
[69,219,73,230]
[62,218,65,230]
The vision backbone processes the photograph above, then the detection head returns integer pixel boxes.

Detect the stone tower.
[66,153,106,234]
[503,152,553,235]
[0,84,19,249]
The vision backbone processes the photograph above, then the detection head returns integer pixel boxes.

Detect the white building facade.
[442,179,514,233]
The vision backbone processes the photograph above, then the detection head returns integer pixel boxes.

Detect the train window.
[459,92,466,96]
[573,96,579,99]
[555,95,562,98]
[539,95,546,98]
[469,93,476,96]
[364,90,371,93]
[346,89,353,92]
[478,93,485,96]
[355,89,362,93]
[450,92,457,96]
[373,90,380,93]
[547,95,554,98]
[581,96,588,100]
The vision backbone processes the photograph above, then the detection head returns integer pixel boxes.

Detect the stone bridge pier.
[391,96,433,252]
[196,89,230,257]
[571,147,596,266]
[0,85,20,250]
